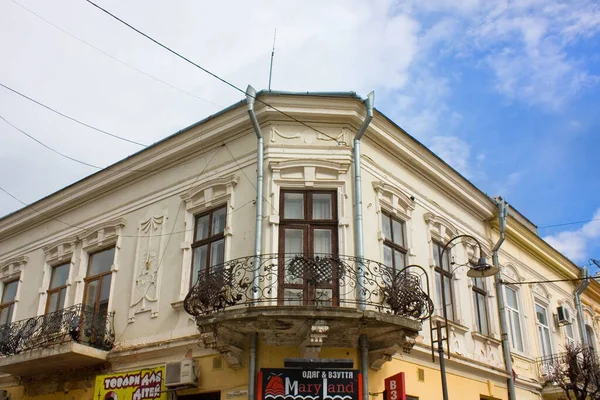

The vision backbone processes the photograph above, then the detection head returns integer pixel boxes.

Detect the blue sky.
[0,0,599,269]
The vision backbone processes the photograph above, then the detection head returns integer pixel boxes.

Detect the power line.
[11,0,223,110]
[0,82,147,147]
[538,218,600,230]
[84,0,344,145]
[0,114,102,169]
[222,143,279,214]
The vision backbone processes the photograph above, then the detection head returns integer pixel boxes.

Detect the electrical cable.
[1,114,103,170]
[84,0,345,145]
[0,82,147,147]
[11,0,223,110]
[538,219,600,229]
[222,142,279,214]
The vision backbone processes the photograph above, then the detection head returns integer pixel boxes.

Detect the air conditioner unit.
[557,306,571,325]
[165,359,198,388]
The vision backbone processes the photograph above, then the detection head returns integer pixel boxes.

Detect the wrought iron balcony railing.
[184,254,434,321]
[0,304,114,357]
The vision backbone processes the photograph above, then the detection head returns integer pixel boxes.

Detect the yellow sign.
[95,366,167,400]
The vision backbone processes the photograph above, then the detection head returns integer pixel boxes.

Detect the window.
[381,212,407,271]
[536,303,552,357]
[83,247,114,316]
[472,277,489,335]
[432,241,454,321]
[586,325,596,350]
[505,286,524,351]
[0,280,18,325]
[190,206,227,286]
[564,321,576,346]
[279,190,338,306]
[46,263,69,314]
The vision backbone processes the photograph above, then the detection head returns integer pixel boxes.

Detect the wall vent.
[417,368,425,382]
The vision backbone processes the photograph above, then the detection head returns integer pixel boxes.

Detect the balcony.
[184,254,433,369]
[0,304,114,376]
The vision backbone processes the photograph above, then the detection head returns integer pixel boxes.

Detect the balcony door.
[278,191,338,306]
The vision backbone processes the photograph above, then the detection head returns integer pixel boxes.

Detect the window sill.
[431,314,469,334]
[171,300,184,311]
[511,350,536,363]
[471,331,502,346]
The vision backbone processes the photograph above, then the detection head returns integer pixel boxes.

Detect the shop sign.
[384,372,405,400]
[227,390,249,399]
[259,368,361,400]
[95,366,167,400]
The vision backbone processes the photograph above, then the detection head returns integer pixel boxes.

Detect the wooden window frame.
[381,211,407,272]
[505,285,524,352]
[472,277,489,335]
[83,247,115,315]
[0,279,18,325]
[278,190,339,306]
[190,205,227,287]
[45,263,69,315]
[433,240,455,321]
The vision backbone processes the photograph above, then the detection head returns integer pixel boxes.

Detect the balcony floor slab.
[0,342,108,377]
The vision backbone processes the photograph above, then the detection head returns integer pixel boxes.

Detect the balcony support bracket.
[199,324,245,369]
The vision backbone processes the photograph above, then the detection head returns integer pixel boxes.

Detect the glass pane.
[284,193,304,219]
[50,263,69,289]
[98,274,112,315]
[505,287,518,309]
[313,229,332,254]
[394,250,406,270]
[285,229,304,284]
[472,277,484,290]
[478,293,489,335]
[312,193,332,219]
[316,289,332,306]
[392,219,404,246]
[212,207,227,235]
[443,275,454,320]
[88,247,115,277]
[511,310,524,351]
[1,281,18,303]
[195,214,210,240]
[192,245,208,282]
[284,289,303,306]
[565,323,575,340]
[435,273,443,313]
[382,214,391,240]
[383,245,393,268]
[210,239,225,268]
[541,327,552,356]
[536,304,548,326]
[0,307,9,325]
[47,292,59,313]
[84,279,99,309]
[432,242,450,271]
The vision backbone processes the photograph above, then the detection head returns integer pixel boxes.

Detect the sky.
[0,0,599,270]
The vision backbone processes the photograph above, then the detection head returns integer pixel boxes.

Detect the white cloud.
[544,208,600,262]
[429,136,471,175]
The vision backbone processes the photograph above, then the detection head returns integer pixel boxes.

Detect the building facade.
[0,89,594,400]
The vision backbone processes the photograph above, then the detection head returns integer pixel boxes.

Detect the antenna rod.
[268,28,276,91]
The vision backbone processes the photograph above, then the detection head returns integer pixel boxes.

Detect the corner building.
[0,90,593,400]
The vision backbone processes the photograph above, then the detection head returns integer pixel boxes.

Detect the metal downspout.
[353,92,373,400]
[246,85,263,400]
[575,266,590,346]
[353,91,374,311]
[359,334,369,400]
[492,198,516,400]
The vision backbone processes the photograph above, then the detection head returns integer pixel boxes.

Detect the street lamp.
[435,234,499,400]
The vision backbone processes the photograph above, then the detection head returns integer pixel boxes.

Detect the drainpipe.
[492,197,516,400]
[353,91,374,311]
[574,266,590,346]
[246,85,263,400]
[359,334,369,400]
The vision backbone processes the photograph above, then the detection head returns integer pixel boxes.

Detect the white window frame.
[505,285,525,352]
[0,256,28,324]
[535,301,553,358]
